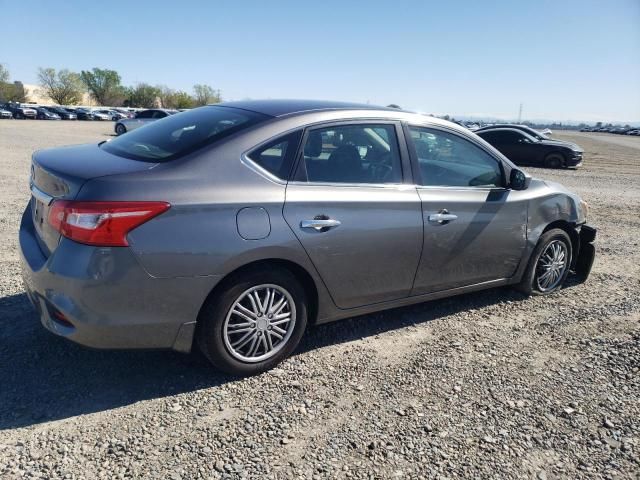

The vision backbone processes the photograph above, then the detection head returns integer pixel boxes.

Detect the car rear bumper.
[19,205,217,352]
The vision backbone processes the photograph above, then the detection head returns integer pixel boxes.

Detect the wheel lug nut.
[268,314,273,319]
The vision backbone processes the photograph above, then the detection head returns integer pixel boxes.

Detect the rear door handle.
[301,218,341,231]
[428,211,458,224]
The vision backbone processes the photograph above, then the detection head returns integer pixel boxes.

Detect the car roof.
[477,124,533,130]
[212,99,401,117]
[476,127,525,135]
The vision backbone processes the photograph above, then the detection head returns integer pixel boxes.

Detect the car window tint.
[500,131,522,143]
[409,127,503,188]
[299,124,402,184]
[101,106,269,162]
[153,111,167,119]
[248,131,302,180]
[479,131,501,143]
[137,110,152,119]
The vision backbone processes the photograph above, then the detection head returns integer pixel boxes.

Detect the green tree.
[193,84,221,106]
[171,91,195,109]
[0,64,24,102]
[124,83,161,108]
[37,67,84,105]
[80,68,125,105]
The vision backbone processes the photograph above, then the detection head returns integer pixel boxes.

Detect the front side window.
[409,127,503,188]
[297,124,402,184]
[247,131,302,179]
[101,106,268,162]
[136,110,153,119]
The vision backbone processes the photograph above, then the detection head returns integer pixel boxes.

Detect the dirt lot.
[0,121,638,479]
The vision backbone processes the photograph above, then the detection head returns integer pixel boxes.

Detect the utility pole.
[518,103,523,123]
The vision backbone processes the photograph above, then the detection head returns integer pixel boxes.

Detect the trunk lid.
[30,143,157,256]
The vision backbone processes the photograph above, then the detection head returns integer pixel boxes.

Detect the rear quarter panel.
[76,119,334,312]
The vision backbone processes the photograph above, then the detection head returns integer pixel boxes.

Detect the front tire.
[544,153,564,169]
[197,267,308,376]
[518,228,572,295]
[115,123,127,135]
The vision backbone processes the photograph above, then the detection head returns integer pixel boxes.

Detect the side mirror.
[509,168,531,190]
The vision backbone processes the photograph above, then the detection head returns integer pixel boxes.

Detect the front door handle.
[428,210,458,224]
[301,218,341,231]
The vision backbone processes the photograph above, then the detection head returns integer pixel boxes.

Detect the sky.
[1,0,639,124]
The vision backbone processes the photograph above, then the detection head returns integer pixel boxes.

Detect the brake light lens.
[48,201,170,247]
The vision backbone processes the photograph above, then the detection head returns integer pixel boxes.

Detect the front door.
[406,125,528,294]
[283,122,423,309]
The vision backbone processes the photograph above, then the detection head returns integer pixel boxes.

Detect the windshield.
[101,106,269,162]
[520,131,540,142]
[521,126,547,140]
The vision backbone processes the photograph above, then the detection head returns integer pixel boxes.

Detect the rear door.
[406,125,527,294]
[283,121,423,309]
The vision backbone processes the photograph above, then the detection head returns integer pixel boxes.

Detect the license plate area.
[31,195,55,256]
[32,196,47,231]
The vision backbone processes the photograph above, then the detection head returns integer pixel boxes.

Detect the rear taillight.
[48,201,170,247]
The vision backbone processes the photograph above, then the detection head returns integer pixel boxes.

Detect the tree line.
[0,64,221,109]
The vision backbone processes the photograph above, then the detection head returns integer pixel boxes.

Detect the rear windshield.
[101,106,270,162]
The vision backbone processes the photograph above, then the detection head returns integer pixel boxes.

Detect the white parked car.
[90,110,113,121]
[92,109,127,121]
[114,109,177,135]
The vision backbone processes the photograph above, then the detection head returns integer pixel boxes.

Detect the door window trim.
[289,119,414,187]
[403,123,508,190]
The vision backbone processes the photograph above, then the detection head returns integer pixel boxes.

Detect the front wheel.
[544,153,564,169]
[197,267,308,375]
[518,228,572,295]
[115,123,126,135]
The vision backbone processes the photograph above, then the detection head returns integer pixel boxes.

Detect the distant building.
[20,82,93,106]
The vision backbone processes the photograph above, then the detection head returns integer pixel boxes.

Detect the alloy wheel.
[535,240,568,291]
[223,284,296,363]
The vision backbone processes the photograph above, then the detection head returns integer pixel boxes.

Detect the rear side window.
[296,124,402,184]
[102,106,269,162]
[247,131,302,180]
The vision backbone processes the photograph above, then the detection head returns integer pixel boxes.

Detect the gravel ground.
[0,121,638,479]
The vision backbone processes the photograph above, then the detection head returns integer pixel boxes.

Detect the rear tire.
[197,267,308,376]
[517,228,572,296]
[115,123,127,135]
[544,153,564,169]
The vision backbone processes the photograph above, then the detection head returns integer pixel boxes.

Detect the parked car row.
[0,102,138,121]
[1,103,37,119]
[580,125,640,135]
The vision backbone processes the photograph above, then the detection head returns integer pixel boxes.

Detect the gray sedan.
[20,100,596,375]
[114,108,177,135]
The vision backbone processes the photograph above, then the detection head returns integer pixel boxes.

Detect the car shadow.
[0,287,527,430]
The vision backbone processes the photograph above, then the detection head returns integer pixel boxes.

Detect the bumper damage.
[572,225,596,282]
